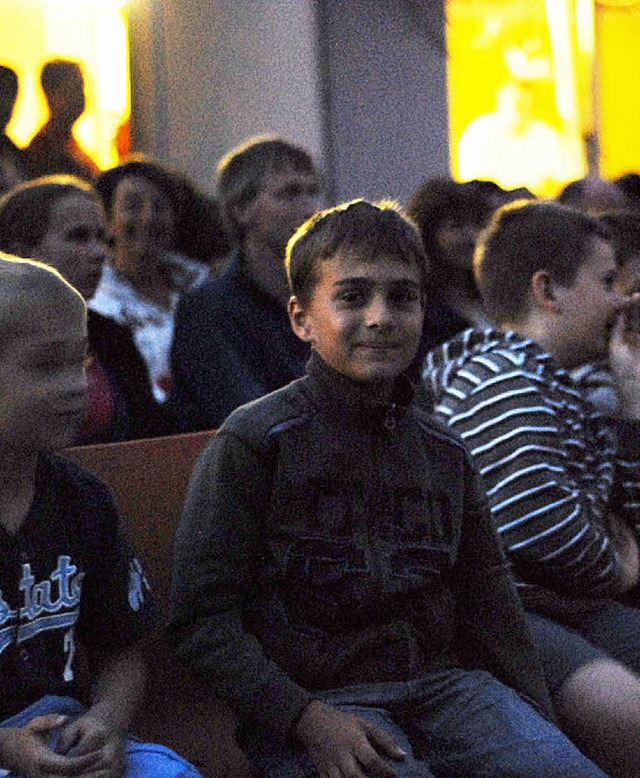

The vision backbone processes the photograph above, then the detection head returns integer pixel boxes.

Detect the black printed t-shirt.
[0,454,156,720]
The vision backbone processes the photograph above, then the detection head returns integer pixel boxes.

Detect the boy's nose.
[300,191,321,221]
[91,239,108,264]
[73,367,89,397]
[365,297,393,327]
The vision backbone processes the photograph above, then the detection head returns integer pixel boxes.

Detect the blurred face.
[435,216,484,271]
[0,292,88,453]
[34,194,109,299]
[239,164,321,257]
[289,251,423,391]
[613,254,640,297]
[110,175,175,276]
[554,236,627,367]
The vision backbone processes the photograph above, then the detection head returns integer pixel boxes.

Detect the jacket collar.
[305,350,414,431]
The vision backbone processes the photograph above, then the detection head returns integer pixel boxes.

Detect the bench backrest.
[65,431,249,778]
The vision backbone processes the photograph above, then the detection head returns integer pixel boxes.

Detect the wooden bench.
[65,431,250,778]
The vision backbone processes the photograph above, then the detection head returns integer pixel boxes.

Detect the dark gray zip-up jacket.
[169,352,552,742]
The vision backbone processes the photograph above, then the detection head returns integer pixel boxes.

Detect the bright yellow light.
[447,0,585,196]
[596,2,640,178]
[1,0,130,169]
[42,0,127,8]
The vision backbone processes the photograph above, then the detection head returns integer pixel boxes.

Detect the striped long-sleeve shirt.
[424,327,640,601]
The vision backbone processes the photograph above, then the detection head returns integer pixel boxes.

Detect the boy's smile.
[289,251,423,390]
[550,237,627,368]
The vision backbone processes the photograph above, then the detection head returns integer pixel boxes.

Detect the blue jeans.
[250,669,605,777]
[526,598,640,693]
[0,696,202,778]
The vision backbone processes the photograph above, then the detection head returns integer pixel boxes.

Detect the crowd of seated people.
[0,175,175,445]
[168,135,321,430]
[7,53,640,777]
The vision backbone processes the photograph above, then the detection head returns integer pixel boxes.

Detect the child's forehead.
[319,249,422,283]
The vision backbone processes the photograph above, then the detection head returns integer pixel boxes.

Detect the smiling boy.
[169,200,603,777]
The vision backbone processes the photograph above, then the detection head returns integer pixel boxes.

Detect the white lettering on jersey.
[0,555,84,656]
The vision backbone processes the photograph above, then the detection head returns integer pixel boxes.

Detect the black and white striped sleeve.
[434,353,624,598]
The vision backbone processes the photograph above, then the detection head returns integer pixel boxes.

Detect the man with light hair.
[170,135,321,430]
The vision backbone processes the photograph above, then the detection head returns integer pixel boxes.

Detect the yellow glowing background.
[597,1,640,179]
[446,0,640,196]
[1,0,130,170]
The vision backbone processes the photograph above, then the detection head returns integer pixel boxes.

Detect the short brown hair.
[474,200,609,325]
[0,175,97,254]
[286,199,428,306]
[217,136,317,243]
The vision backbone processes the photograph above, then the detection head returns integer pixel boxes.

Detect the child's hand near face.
[609,309,640,418]
[0,714,101,776]
[57,713,126,777]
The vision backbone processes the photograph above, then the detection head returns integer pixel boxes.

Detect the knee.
[553,659,640,777]
[554,657,640,717]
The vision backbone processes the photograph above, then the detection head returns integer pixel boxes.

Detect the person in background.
[25,60,98,181]
[407,178,496,353]
[0,65,25,194]
[616,173,640,210]
[169,135,321,430]
[572,210,640,415]
[91,157,222,403]
[557,175,629,215]
[405,177,533,391]
[0,175,171,443]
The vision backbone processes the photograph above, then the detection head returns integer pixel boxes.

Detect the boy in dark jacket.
[170,200,603,777]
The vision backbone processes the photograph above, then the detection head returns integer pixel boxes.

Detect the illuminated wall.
[1,0,130,169]
[596,1,640,179]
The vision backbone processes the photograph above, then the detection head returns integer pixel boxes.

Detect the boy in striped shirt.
[425,199,640,777]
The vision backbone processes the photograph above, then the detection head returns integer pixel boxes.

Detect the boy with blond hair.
[0,256,198,776]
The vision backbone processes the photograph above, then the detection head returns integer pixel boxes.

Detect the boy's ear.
[288,295,314,343]
[531,270,560,314]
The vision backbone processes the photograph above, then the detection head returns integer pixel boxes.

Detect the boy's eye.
[281,185,302,199]
[68,227,105,244]
[67,227,90,242]
[392,289,419,303]
[338,290,366,305]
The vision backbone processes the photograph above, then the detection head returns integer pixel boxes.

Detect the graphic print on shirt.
[274,474,455,588]
[63,627,76,681]
[0,555,84,655]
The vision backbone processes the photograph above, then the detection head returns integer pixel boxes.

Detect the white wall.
[129,0,325,194]
[318,0,449,204]
[128,0,449,204]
